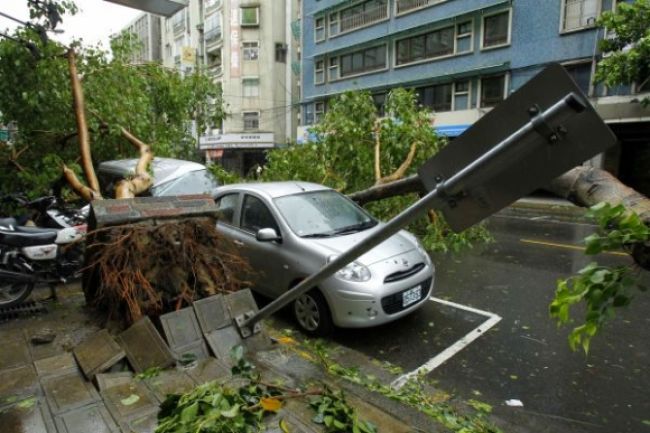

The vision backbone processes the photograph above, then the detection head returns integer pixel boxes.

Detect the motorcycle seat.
[0,217,17,228]
[15,226,60,236]
[0,229,57,247]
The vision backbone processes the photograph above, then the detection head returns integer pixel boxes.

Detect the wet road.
[330,213,650,433]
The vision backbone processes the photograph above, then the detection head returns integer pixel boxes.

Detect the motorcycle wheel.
[0,281,34,307]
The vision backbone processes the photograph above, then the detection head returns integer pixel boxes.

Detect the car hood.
[309,224,416,266]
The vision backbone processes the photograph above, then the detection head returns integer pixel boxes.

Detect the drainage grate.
[0,300,48,321]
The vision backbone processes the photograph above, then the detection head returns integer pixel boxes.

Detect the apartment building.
[300,0,650,195]
[120,13,162,63]
[160,0,301,175]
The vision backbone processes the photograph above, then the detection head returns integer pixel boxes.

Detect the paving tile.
[41,371,100,415]
[73,329,125,380]
[117,317,175,373]
[126,410,159,433]
[184,357,232,385]
[193,294,230,333]
[0,396,56,433]
[143,369,196,403]
[101,379,158,426]
[225,289,259,318]
[0,365,39,402]
[95,372,134,392]
[205,326,243,366]
[172,339,210,363]
[53,402,119,433]
[0,336,31,370]
[34,353,78,378]
[264,406,322,433]
[23,329,62,361]
[159,307,203,350]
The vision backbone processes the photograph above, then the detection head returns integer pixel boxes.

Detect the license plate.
[402,285,422,308]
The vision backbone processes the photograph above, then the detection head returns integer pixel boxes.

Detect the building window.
[315,17,325,42]
[275,43,287,63]
[242,78,260,97]
[456,21,473,53]
[396,0,445,15]
[480,75,506,108]
[205,12,222,42]
[562,0,599,32]
[205,0,222,11]
[242,41,259,61]
[331,0,388,35]
[304,104,314,125]
[396,26,455,65]
[315,59,325,84]
[454,80,470,110]
[372,93,386,116]
[340,45,386,77]
[417,83,452,112]
[482,10,510,49]
[563,62,592,96]
[241,6,259,26]
[328,57,339,81]
[329,12,339,36]
[314,101,326,122]
[243,112,260,130]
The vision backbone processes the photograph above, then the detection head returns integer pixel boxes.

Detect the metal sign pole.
[236,93,586,337]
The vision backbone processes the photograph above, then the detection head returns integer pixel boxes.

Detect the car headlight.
[413,237,432,263]
[328,255,371,282]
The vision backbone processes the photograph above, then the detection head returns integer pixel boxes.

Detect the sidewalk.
[0,284,432,433]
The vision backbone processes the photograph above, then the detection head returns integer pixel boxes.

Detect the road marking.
[519,238,628,256]
[390,297,502,389]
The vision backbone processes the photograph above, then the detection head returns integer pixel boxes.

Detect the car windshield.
[274,190,377,238]
[151,169,219,196]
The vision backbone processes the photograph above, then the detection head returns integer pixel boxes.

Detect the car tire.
[293,289,334,337]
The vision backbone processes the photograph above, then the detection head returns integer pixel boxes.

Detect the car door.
[237,193,294,297]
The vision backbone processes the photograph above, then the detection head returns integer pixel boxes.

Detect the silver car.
[214,182,435,335]
[97,158,220,197]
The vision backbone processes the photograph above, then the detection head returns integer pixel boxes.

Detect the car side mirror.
[256,228,281,243]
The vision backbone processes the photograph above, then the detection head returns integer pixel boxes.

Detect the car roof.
[98,158,207,187]
[217,181,331,199]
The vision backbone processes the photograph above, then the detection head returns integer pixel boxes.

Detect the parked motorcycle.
[2,194,88,228]
[0,218,86,307]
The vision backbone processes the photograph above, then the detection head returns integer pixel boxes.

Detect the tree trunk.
[114,127,153,199]
[347,166,650,269]
[67,49,101,197]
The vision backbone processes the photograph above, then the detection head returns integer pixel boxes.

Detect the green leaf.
[120,394,140,406]
[180,402,198,423]
[220,403,240,418]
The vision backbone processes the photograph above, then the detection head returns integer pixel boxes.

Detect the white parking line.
[390,297,502,389]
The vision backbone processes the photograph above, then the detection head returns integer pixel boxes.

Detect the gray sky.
[1,0,142,48]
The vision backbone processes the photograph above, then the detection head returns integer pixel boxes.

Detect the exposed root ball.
[85,218,250,324]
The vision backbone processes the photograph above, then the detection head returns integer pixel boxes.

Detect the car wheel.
[293,289,333,337]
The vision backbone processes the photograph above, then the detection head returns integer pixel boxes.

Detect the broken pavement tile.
[30,329,56,345]
[172,339,210,364]
[116,317,175,373]
[73,329,125,380]
[160,306,203,349]
[53,402,119,433]
[0,396,56,433]
[205,326,243,366]
[193,294,230,333]
[225,289,259,318]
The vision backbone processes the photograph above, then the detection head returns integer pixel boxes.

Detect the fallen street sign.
[418,63,617,232]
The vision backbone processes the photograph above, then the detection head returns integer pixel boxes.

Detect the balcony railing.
[339,3,388,33]
[205,0,222,13]
[208,65,223,78]
[396,0,443,15]
[205,27,222,43]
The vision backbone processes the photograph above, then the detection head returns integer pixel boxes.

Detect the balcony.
[338,3,388,34]
[208,65,223,78]
[395,0,444,15]
[205,27,222,43]
[204,0,222,13]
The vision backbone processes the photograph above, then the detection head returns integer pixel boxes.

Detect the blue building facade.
[298,0,650,193]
